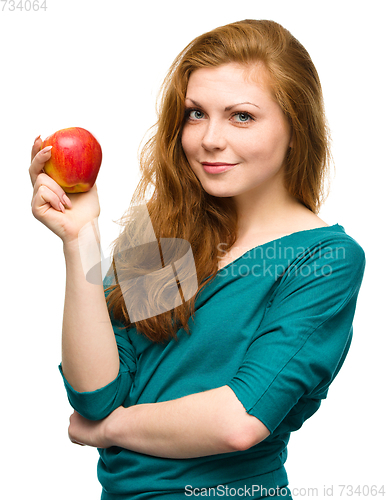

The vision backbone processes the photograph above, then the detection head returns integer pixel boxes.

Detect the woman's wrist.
[63,218,101,253]
[62,219,103,283]
[104,406,129,448]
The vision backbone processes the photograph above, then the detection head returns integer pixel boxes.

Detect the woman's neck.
[233,180,305,238]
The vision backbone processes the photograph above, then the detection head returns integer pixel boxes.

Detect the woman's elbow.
[226,417,270,452]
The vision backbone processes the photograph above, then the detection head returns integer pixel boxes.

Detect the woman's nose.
[201,121,227,151]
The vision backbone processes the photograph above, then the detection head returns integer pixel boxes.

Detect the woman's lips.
[201,162,238,174]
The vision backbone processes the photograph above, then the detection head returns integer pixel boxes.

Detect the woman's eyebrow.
[225,102,260,111]
[185,98,260,110]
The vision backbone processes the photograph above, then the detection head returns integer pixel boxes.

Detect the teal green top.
[59,224,366,499]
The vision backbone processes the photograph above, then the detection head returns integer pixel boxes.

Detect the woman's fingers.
[31,183,66,221]
[30,134,42,163]
[32,172,72,209]
[29,134,73,210]
[29,136,53,187]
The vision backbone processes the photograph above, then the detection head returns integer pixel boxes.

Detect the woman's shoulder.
[285,222,366,294]
[301,220,364,259]
[283,208,364,258]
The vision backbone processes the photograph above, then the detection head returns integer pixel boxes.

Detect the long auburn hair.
[104,19,332,343]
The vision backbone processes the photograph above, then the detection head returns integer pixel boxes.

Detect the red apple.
[40,127,102,193]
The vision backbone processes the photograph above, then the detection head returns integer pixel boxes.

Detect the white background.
[1,0,385,498]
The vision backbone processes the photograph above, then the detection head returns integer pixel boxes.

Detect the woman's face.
[181,62,293,200]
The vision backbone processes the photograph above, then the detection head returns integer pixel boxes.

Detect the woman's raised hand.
[30,135,101,246]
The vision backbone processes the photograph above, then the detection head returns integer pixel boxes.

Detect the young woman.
[30,19,365,499]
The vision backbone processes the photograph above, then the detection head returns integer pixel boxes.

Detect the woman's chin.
[200,184,238,199]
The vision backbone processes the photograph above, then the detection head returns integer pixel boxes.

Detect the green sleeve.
[227,236,366,433]
[58,273,137,421]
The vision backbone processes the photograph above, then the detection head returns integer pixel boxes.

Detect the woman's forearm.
[61,219,120,392]
[104,386,270,458]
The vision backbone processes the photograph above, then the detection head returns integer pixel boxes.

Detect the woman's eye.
[184,109,254,123]
[233,112,253,123]
[187,109,205,120]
